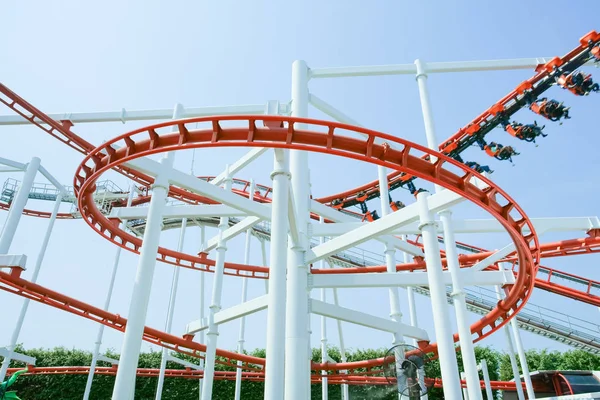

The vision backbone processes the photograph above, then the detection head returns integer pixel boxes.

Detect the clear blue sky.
[1,0,600,366]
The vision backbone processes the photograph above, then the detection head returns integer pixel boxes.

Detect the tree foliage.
[2,344,600,399]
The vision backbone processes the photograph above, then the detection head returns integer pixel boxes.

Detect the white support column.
[0,157,40,254]
[201,167,232,400]
[264,150,290,400]
[495,286,525,400]
[331,281,349,400]
[417,192,462,398]
[318,218,328,400]
[234,180,255,400]
[480,359,493,400]
[402,234,420,348]
[440,210,482,400]
[461,372,469,400]
[0,191,61,382]
[285,59,311,400]
[155,217,188,400]
[377,166,406,398]
[198,224,206,400]
[510,316,535,399]
[261,239,269,294]
[112,157,172,399]
[83,188,135,400]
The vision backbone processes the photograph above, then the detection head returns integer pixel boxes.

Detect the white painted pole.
[494,286,525,400]
[480,359,493,400]
[264,149,290,400]
[261,238,269,294]
[0,191,61,382]
[416,192,462,398]
[83,188,135,400]
[201,167,232,400]
[234,180,255,400]
[198,224,206,400]
[0,157,40,254]
[331,283,349,400]
[402,234,420,348]
[439,211,482,400]
[112,157,172,399]
[285,59,311,400]
[510,317,535,399]
[155,217,188,399]
[318,218,329,400]
[461,372,469,400]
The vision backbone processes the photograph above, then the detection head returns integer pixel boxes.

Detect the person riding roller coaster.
[529,97,571,122]
[465,161,493,174]
[593,43,600,62]
[388,194,405,212]
[356,191,379,221]
[331,198,344,210]
[557,70,599,96]
[503,120,547,143]
[477,139,520,163]
[405,181,428,198]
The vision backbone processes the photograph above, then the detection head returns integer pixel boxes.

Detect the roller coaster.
[0,30,599,399]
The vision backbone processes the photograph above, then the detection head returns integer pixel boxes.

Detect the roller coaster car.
[390,200,406,212]
[484,142,519,162]
[529,98,571,122]
[557,71,599,96]
[364,210,380,222]
[505,121,547,143]
[331,198,344,210]
[465,161,493,174]
[592,44,600,61]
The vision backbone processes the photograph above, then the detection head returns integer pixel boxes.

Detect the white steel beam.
[184,295,269,335]
[166,354,203,370]
[203,216,263,253]
[109,204,249,220]
[0,254,27,270]
[306,205,424,262]
[310,270,514,289]
[38,165,67,194]
[471,243,517,272]
[310,300,429,340]
[313,216,600,236]
[0,103,289,125]
[210,148,269,186]
[288,185,300,246]
[307,189,469,263]
[125,158,271,220]
[0,157,25,170]
[310,58,597,79]
[0,348,36,365]
[97,355,120,365]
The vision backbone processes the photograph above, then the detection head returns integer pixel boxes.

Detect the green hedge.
[2,345,599,399]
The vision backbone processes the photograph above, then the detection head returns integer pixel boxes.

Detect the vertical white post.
[264,149,290,400]
[234,181,255,400]
[318,218,329,400]
[201,167,232,400]
[402,235,420,348]
[261,239,269,294]
[510,317,535,399]
[285,59,311,400]
[480,360,493,400]
[155,217,188,399]
[495,286,525,400]
[461,372,469,400]
[416,192,462,398]
[198,224,206,400]
[0,191,61,382]
[331,285,349,400]
[0,157,40,254]
[439,211,482,400]
[83,188,135,400]
[112,105,181,400]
